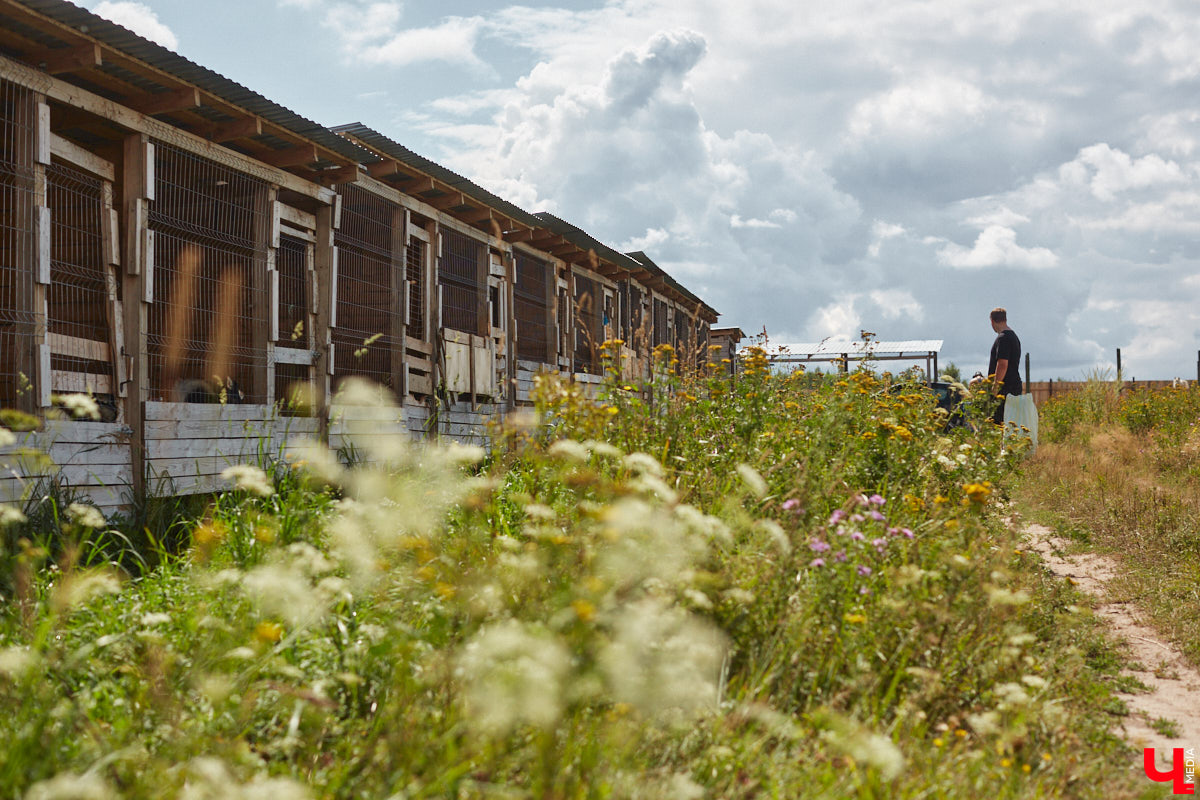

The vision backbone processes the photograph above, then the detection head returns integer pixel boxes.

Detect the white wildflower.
[622,451,664,477]
[66,502,105,530]
[966,710,1001,735]
[220,464,274,497]
[0,504,26,527]
[224,646,256,661]
[26,771,114,800]
[724,588,755,605]
[1021,674,1048,689]
[285,542,335,577]
[0,427,15,448]
[58,393,100,421]
[986,586,1031,607]
[666,773,705,800]
[584,439,623,459]
[936,454,956,468]
[996,681,1031,706]
[736,463,768,498]
[1007,632,1036,647]
[755,519,792,553]
[820,717,905,781]
[456,619,571,736]
[285,439,344,484]
[629,472,678,504]
[139,612,171,627]
[242,563,323,628]
[0,646,39,679]
[240,777,311,800]
[683,588,713,610]
[53,569,120,611]
[598,499,707,589]
[358,623,387,643]
[600,598,726,715]
[548,439,590,463]
[523,503,556,521]
[445,441,486,466]
[674,504,731,544]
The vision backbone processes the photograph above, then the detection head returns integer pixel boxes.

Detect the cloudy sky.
[83,0,1200,379]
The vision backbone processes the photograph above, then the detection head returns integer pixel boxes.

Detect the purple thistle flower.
[902,528,915,539]
[850,513,865,523]
[834,549,847,563]
[857,565,872,576]
[809,539,831,553]
[868,509,886,522]
[829,509,847,525]
[868,494,886,506]
[782,498,802,512]
[850,531,865,541]
[872,537,888,550]
[859,586,872,595]
[887,526,901,537]
[810,557,826,568]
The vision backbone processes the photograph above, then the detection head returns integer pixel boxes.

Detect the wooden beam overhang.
[129,86,201,116]
[204,116,262,143]
[504,228,537,244]
[26,42,101,75]
[316,165,361,185]
[257,144,320,169]
[424,191,468,211]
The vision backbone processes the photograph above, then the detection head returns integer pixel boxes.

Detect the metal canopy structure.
[759,339,944,382]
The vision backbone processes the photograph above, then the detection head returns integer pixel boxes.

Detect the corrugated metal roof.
[9,0,373,165]
[332,123,546,229]
[626,250,719,319]
[765,340,943,357]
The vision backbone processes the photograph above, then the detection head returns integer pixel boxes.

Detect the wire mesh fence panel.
[628,283,645,353]
[406,234,426,341]
[276,233,309,350]
[0,79,37,411]
[573,272,602,374]
[440,227,482,335]
[46,161,113,390]
[653,297,669,347]
[515,252,548,362]
[332,185,395,390]
[148,142,269,404]
[274,361,310,410]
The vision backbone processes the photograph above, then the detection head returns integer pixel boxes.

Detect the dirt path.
[1023,523,1200,769]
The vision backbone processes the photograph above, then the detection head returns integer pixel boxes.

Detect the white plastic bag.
[1002,393,1039,453]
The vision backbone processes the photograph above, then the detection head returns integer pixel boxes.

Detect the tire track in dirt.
[1023,523,1200,771]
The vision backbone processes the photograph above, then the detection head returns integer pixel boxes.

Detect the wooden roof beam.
[425,191,468,211]
[257,144,320,168]
[504,228,537,244]
[129,86,202,116]
[366,158,402,179]
[27,43,101,75]
[204,116,261,143]
[459,207,494,224]
[316,165,360,185]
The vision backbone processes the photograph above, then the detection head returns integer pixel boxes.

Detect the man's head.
[989,307,1008,332]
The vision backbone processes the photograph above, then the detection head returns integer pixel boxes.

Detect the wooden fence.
[1024,380,1189,407]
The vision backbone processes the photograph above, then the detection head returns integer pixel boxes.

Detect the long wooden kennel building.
[0,0,720,512]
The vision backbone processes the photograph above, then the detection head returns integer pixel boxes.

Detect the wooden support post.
[1196,350,1199,384]
[32,97,50,409]
[431,228,444,434]
[933,352,938,382]
[397,208,411,401]
[252,186,275,406]
[505,249,517,411]
[1024,352,1030,393]
[313,203,336,438]
[1116,348,1122,383]
[1049,379,1053,398]
[121,132,152,495]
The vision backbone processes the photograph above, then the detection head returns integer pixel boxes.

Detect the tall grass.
[0,362,1155,799]
[1020,380,1200,667]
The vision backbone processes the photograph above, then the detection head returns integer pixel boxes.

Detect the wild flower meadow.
[0,351,1153,798]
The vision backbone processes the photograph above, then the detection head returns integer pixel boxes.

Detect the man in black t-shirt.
[985,307,1022,424]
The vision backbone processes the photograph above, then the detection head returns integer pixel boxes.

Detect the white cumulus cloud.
[91,1,178,49]
[937,225,1058,270]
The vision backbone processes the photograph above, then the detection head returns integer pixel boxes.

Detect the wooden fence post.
[1024,352,1030,393]
[1116,348,1122,382]
[121,132,150,496]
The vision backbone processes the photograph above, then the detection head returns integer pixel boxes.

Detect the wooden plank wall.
[0,420,131,512]
[143,402,319,495]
